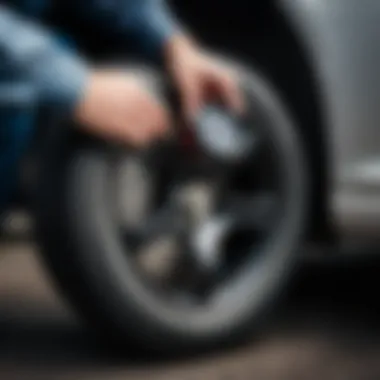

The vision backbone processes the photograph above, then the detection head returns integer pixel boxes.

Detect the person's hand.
[74,69,170,147]
[165,35,244,121]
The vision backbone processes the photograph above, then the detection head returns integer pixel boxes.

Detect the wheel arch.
[275,0,333,239]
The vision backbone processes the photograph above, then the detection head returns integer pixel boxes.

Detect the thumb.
[219,74,245,114]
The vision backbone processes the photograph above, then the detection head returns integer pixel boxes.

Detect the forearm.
[126,0,179,57]
[75,0,181,60]
[0,5,89,113]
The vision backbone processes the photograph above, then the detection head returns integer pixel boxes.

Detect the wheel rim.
[108,104,290,316]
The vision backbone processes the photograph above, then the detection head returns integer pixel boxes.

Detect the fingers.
[216,71,245,114]
[179,68,244,120]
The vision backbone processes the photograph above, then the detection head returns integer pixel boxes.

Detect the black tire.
[35,61,309,355]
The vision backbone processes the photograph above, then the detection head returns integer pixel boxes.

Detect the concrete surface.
[0,241,380,380]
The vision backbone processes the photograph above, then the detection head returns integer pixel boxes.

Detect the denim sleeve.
[78,0,180,59]
[0,5,89,113]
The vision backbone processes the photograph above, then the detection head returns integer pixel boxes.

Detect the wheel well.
[171,0,331,239]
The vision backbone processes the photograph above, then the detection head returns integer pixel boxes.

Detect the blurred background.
[2,1,380,379]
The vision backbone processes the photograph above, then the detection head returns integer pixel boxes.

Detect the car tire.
[35,60,309,355]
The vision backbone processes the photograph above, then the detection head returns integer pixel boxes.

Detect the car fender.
[280,0,380,235]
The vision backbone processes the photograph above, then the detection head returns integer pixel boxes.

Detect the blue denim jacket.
[0,1,178,113]
[0,1,178,212]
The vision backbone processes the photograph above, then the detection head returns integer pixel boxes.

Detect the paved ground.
[1,240,380,380]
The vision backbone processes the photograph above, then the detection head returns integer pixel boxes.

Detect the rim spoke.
[137,236,182,282]
[190,216,233,269]
[116,155,155,231]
